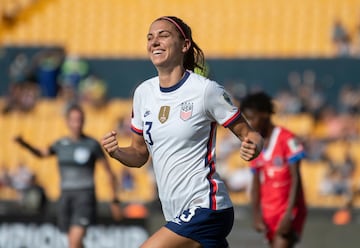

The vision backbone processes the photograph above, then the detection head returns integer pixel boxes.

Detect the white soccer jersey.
[131,71,241,221]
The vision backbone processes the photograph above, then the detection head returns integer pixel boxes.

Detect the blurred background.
[0,0,360,247]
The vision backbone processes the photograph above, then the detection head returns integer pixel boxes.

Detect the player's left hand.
[240,137,259,161]
[276,213,292,236]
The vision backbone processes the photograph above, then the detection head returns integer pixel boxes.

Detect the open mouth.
[152,50,164,55]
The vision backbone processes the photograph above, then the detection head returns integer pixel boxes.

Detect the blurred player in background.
[240,92,307,248]
[101,16,263,248]
[15,104,119,248]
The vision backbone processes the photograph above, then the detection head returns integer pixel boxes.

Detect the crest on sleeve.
[287,138,302,153]
[180,101,193,121]
[222,92,234,106]
[158,106,170,124]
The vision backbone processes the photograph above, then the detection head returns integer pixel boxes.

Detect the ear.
[182,39,191,53]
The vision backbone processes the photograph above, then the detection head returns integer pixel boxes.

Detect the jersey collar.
[159,71,190,93]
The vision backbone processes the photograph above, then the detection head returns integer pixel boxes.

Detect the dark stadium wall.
[1,46,360,104]
[206,58,360,103]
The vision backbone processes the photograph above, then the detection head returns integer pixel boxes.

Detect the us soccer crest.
[222,92,234,106]
[158,106,170,124]
[180,101,193,121]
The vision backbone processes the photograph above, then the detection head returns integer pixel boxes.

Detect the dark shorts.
[57,189,96,232]
[165,207,234,248]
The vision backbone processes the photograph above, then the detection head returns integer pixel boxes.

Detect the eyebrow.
[147,30,172,37]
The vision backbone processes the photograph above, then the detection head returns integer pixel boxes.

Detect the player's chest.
[57,144,93,165]
[140,97,206,141]
[255,147,289,173]
[257,156,291,183]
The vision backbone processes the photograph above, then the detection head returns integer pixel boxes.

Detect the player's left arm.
[98,157,123,221]
[228,114,264,161]
[277,160,302,235]
[98,157,118,202]
[204,81,263,161]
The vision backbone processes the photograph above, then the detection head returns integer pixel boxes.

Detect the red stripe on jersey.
[131,124,143,135]
[206,122,218,210]
[222,109,241,127]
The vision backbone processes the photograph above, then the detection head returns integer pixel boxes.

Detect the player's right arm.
[101,130,149,168]
[251,170,266,233]
[14,136,51,158]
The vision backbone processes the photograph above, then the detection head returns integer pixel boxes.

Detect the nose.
[149,36,160,47]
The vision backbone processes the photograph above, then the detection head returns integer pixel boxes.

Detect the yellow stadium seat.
[2,0,360,57]
[0,98,156,202]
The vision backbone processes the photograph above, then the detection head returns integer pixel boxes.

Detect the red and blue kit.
[250,127,307,241]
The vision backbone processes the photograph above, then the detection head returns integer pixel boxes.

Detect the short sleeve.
[49,140,58,155]
[130,86,143,135]
[94,140,105,159]
[204,81,241,127]
[284,134,306,165]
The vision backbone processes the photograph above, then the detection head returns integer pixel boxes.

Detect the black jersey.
[50,135,105,190]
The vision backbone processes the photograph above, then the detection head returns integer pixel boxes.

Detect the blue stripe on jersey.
[288,151,306,165]
[160,71,190,92]
[205,122,218,210]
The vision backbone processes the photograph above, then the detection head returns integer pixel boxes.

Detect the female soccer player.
[240,92,307,248]
[101,16,263,248]
[15,104,119,248]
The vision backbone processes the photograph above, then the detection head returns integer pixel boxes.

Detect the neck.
[70,132,83,141]
[157,66,186,88]
[263,123,275,148]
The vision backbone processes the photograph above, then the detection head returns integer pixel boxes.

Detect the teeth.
[153,50,162,54]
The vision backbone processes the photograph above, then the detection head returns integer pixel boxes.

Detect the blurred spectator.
[0,166,11,189]
[279,70,326,117]
[10,162,34,193]
[338,84,360,114]
[21,175,47,214]
[57,56,89,105]
[332,19,351,56]
[2,52,41,114]
[8,53,30,84]
[319,157,354,198]
[59,56,89,89]
[300,70,326,116]
[78,75,108,109]
[119,168,135,192]
[319,140,356,225]
[116,116,132,138]
[302,136,327,162]
[2,81,40,114]
[314,106,353,140]
[57,80,78,106]
[28,46,66,98]
[274,90,302,114]
[225,81,248,105]
[224,167,252,194]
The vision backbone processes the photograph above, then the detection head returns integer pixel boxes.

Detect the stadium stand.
[2,0,360,57]
[1,0,360,209]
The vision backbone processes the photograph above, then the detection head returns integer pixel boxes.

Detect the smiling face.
[147,19,189,70]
